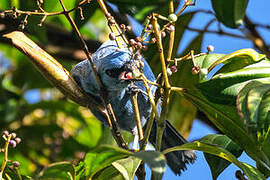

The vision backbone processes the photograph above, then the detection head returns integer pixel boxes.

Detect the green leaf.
[39,162,76,180]
[76,146,132,179]
[208,49,266,75]
[198,66,270,105]
[211,0,249,28]
[0,0,11,9]
[163,141,265,180]
[201,135,243,180]
[111,157,141,180]
[181,89,260,161]
[134,151,166,180]
[236,79,270,140]
[76,145,165,180]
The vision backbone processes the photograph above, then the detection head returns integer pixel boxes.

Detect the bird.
[71,40,196,175]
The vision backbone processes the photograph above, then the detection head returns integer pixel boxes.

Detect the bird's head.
[94,41,138,91]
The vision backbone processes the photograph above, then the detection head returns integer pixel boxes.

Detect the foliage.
[0,0,270,179]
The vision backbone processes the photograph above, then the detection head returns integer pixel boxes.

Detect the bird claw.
[127,85,148,96]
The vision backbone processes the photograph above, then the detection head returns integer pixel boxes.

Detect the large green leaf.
[207,49,265,75]
[163,141,265,180]
[201,135,243,180]
[211,0,249,28]
[236,79,270,171]
[198,64,270,105]
[237,79,270,138]
[193,49,268,104]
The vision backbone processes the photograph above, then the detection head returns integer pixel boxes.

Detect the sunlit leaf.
[201,134,243,180]
[163,141,265,180]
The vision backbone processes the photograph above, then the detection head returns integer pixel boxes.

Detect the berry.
[15,137,21,144]
[12,161,20,167]
[135,36,142,42]
[167,25,175,32]
[126,25,132,32]
[150,38,156,44]
[2,130,9,137]
[136,42,142,49]
[129,39,136,46]
[192,66,201,75]
[120,24,126,30]
[11,132,16,138]
[207,45,214,52]
[161,31,166,38]
[168,14,178,22]
[167,68,172,76]
[105,13,111,18]
[109,33,116,40]
[170,66,178,73]
[9,140,17,148]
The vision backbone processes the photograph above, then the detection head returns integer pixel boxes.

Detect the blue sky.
[159,0,270,179]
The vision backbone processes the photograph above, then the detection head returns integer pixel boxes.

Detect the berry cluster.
[2,130,21,148]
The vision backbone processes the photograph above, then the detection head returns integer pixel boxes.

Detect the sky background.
[14,0,270,179]
[150,0,270,179]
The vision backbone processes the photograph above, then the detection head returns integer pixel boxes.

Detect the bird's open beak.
[118,71,134,80]
[118,63,139,81]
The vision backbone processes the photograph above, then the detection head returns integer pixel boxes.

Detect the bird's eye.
[105,68,123,78]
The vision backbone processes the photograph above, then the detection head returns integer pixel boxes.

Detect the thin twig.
[244,16,270,58]
[176,0,195,16]
[2,0,89,17]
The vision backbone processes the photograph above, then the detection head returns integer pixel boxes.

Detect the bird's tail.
[148,120,196,175]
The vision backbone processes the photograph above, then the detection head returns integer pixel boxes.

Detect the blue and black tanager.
[71,40,196,175]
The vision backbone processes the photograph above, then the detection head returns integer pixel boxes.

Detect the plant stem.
[0,135,12,179]
[130,91,144,141]
[151,14,171,151]
[166,1,175,62]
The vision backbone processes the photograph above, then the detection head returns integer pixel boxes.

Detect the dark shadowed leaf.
[211,0,249,28]
[39,162,75,180]
[76,146,131,179]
